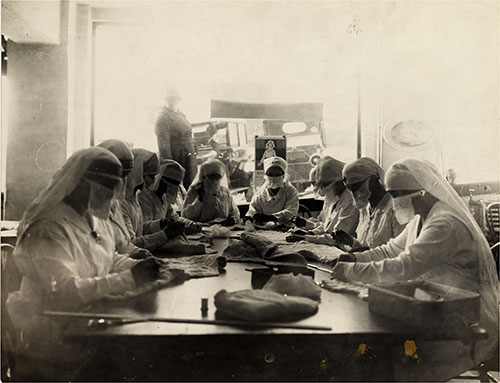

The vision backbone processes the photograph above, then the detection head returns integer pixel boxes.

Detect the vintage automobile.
[207,100,326,195]
[192,120,252,198]
[261,119,325,192]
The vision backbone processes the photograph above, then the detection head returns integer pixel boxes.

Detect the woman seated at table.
[181,159,240,226]
[139,159,201,233]
[121,149,186,251]
[336,157,404,251]
[97,139,152,259]
[6,148,165,378]
[245,156,299,226]
[331,158,499,381]
[296,156,359,237]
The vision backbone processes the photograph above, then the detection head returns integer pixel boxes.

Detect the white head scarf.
[127,149,158,197]
[385,158,498,344]
[263,156,287,174]
[97,139,134,172]
[191,159,229,189]
[316,156,345,184]
[261,156,292,189]
[16,147,123,242]
[151,159,185,192]
[343,157,385,186]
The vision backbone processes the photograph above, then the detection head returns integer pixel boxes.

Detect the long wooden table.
[64,237,482,381]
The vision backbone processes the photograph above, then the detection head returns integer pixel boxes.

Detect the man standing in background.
[155,88,197,189]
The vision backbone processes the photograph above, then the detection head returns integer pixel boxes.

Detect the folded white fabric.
[202,224,232,238]
[263,273,322,301]
[214,289,318,322]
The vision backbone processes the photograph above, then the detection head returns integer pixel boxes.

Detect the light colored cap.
[200,159,225,177]
[143,153,160,175]
[264,156,287,173]
[343,157,385,185]
[385,160,424,191]
[316,156,345,183]
[97,139,133,171]
[151,159,185,191]
[163,160,185,183]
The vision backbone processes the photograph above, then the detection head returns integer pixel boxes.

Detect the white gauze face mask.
[165,182,179,204]
[352,179,371,209]
[321,181,341,204]
[266,175,284,188]
[392,191,424,225]
[204,176,221,195]
[116,176,127,201]
[86,179,115,219]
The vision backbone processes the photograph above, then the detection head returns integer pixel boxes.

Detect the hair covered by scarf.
[127,149,157,197]
[343,157,385,185]
[97,139,132,162]
[200,159,225,178]
[190,159,228,189]
[151,159,185,192]
[97,139,133,170]
[385,158,499,344]
[263,156,287,174]
[316,156,345,183]
[16,147,123,242]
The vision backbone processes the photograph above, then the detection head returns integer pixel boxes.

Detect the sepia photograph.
[0,0,499,381]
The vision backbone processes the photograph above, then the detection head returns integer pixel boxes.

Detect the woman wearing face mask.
[303,156,359,236]
[139,159,201,233]
[97,139,153,260]
[136,150,162,221]
[121,149,186,251]
[338,157,404,250]
[181,159,240,225]
[331,158,499,381]
[6,148,164,379]
[246,156,299,225]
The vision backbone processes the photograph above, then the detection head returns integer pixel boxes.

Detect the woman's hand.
[167,268,190,283]
[131,257,160,286]
[220,217,237,227]
[290,228,311,236]
[330,263,348,281]
[331,230,354,247]
[253,213,277,223]
[185,223,202,234]
[293,216,307,228]
[162,221,185,239]
[130,248,153,260]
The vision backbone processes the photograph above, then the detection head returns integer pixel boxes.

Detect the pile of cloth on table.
[223,232,341,266]
[214,272,322,322]
[223,232,312,265]
[104,254,227,300]
[158,254,226,278]
[321,279,369,300]
[153,234,217,257]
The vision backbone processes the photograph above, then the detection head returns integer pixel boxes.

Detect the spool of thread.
[201,298,208,315]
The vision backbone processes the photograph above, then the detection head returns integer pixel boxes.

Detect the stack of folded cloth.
[154,234,216,257]
[159,254,227,278]
[321,279,369,300]
[223,232,317,266]
[214,272,322,322]
[104,254,227,301]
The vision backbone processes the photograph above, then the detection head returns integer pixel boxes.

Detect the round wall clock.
[383,119,434,151]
